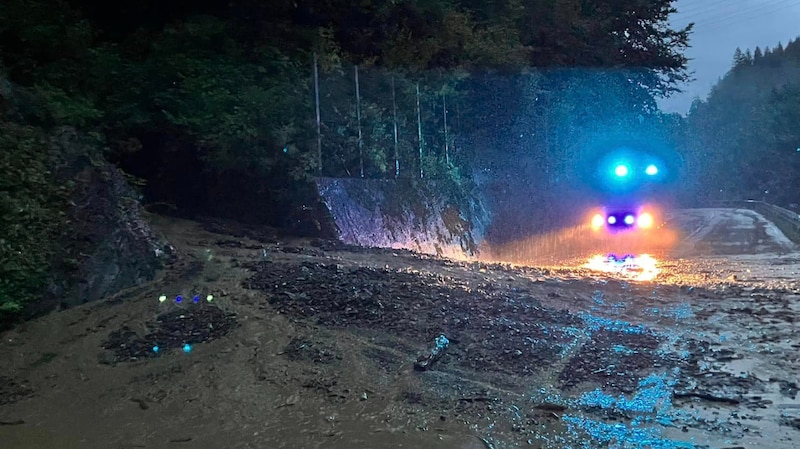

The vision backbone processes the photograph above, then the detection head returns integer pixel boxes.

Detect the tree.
[682,36,800,206]
[732,48,745,67]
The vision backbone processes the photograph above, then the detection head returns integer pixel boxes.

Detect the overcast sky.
[658,0,800,115]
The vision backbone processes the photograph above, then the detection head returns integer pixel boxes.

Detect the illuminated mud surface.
[2,211,800,448]
[240,247,800,448]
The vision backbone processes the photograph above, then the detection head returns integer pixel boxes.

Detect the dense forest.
[681,39,800,207]
[0,0,715,321]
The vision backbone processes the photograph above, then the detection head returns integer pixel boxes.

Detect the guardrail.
[703,200,800,244]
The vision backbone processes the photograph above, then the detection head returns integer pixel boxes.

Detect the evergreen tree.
[682,34,800,206]
[732,48,750,70]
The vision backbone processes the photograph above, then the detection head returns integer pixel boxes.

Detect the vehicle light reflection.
[583,254,660,281]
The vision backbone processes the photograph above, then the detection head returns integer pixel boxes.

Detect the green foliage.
[0,0,697,320]
[0,122,69,320]
[102,16,318,178]
[295,0,690,96]
[0,0,694,186]
[683,39,800,206]
[33,82,103,127]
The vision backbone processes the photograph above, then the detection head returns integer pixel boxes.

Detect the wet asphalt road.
[483,207,800,448]
[660,208,799,289]
[556,208,800,449]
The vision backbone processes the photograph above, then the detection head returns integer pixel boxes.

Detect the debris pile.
[102,304,238,362]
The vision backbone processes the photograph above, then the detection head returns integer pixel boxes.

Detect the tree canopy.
[0,0,695,317]
[0,0,696,215]
[682,38,800,207]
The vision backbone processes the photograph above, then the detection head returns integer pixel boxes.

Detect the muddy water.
[486,208,800,448]
[3,210,800,449]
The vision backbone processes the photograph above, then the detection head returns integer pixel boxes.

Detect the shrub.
[0,121,70,321]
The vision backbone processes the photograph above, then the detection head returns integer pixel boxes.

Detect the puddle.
[718,358,772,381]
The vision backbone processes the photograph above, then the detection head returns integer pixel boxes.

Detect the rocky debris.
[199,199,337,242]
[671,342,763,408]
[213,239,263,250]
[245,260,592,377]
[101,304,237,362]
[780,416,800,430]
[673,391,740,404]
[308,237,431,258]
[0,376,34,406]
[244,260,697,391]
[559,328,664,393]
[778,380,799,399]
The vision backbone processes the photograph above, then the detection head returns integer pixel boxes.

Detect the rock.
[20,127,171,317]
[316,178,489,260]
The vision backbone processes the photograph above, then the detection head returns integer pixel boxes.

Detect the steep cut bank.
[316,178,490,260]
[1,70,172,325]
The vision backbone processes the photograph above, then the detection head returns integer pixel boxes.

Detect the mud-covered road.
[1,208,799,449]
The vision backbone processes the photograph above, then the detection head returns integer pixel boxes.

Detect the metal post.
[355,65,364,178]
[313,53,322,173]
[455,99,462,155]
[443,92,449,166]
[392,75,399,178]
[416,83,423,179]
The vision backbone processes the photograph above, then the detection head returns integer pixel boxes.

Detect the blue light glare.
[624,214,635,225]
[607,216,617,224]
[614,164,629,177]
[645,164,659,175]
[564,373,695,448]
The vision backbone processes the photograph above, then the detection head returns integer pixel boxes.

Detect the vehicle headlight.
[591,214,605,229]
[637,212,654,228]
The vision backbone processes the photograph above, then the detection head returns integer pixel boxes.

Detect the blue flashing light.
[152,345,160,353]
[614,164,629,177]
[624,214,635,225]
[607,216,617,225]
[193,295,200,303]
[645,164,658,176]
[183,343,192,353]
[175,295,183,303]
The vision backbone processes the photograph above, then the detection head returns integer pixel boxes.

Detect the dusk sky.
[659,0,800,115]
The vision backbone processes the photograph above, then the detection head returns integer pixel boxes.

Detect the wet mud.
[1,211,800,448]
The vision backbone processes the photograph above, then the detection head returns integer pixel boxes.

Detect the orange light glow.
[583,254,660,281]
[637,212,654,229]
[591,213,605,230]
